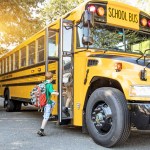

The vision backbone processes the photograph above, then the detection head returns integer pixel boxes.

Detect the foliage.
[40,0,84,25]
[0,0,44,52]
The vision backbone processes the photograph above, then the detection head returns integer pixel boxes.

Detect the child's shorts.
[43,104,51,120]
[43,101,56,121]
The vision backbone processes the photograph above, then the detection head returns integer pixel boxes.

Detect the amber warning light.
[114,62,122,72]
[141,17,150,27]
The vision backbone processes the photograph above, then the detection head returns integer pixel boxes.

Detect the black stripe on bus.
[0,60,57,77]
[89,54,150,68]
[2,80,56,87]
[0,61,45,77]
[0,70,57,82]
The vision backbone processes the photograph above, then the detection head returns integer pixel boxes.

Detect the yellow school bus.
[0,0,150,147]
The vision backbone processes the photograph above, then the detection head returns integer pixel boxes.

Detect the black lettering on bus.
[134,14,138,23]
[129,13,138,23]
[108,7,112,17]
[112,8,116,18]
[129,13,132,22]
[118,10,121,19]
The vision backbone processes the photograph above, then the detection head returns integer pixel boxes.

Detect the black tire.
[6,100,15,112]
[4,90,9,108]
[14,101,22,111]
[86,87,131,148]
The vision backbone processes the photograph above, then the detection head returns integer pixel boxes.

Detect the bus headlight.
[130,85,150,97]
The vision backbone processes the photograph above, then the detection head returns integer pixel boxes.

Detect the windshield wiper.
[136,49,150,65]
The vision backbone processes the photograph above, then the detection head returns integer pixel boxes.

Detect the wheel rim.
[91,102,112,135]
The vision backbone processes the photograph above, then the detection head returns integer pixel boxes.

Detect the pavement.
[0,98,150,150]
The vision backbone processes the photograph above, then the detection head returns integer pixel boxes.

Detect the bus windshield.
[77,23,150,54]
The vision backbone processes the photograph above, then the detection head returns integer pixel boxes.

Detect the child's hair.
[45,72,53,79]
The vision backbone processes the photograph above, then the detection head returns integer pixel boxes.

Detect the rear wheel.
[86,87,131,148]
[4,89,15,112]
[6,100,15,112]
[14,101,22,111]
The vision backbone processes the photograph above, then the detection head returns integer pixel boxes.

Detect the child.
[37,72,59,136]
[62,71,73,117]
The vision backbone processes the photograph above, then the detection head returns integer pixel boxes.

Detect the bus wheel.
[14,101,22,111]
[4,90,9,108]
[6,100,15,112]
[86,87,130,148]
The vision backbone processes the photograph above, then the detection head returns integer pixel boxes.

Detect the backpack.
[30,81,50,110]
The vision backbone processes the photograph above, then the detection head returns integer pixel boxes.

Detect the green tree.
[0,0,44,53]
[40,0,83,25]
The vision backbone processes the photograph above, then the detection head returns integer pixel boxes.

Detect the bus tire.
[14,101,22,111]
[4,89,9,108]
[86,87,131,148]
[6,100,15,112]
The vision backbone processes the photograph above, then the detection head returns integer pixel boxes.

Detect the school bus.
[0,0,150,147]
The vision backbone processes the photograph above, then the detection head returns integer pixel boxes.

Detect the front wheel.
[86,87,131,148]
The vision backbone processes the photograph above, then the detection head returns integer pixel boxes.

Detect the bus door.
[46,27,59,117]
[58,18,74,124]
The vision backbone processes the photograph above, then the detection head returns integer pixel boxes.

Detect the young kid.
[37,72,59,136]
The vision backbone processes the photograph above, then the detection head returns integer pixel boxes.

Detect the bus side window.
[10,54,13,71]
[21,47,26,67]
[4,58,7,73]
[37,36,44,62]
[7,57,9,73]
[2,60,4,74]
[48,31,58,57]
[15,51,19,70]
[0,61,1,74]
[28,42,35,65]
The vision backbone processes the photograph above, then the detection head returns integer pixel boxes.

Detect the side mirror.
[82,10,94,46]
[82,36,93,45]
[83,10,94,27]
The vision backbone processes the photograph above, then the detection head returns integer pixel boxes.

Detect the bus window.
[15,51,19,70]
[0,61,1,74]
[21,47,26,67]
[7,57,9,73]
[63,26,72,52]
[48,31,58,57]
[37,36,44,62]
[28,42,35,65]
[10,54,13,71]
[4,58,6,73]
[2,59,4,74]
[125,30,150,54]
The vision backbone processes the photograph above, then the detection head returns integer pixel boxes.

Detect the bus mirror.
[82,36,93,45]
[83,10,94,27]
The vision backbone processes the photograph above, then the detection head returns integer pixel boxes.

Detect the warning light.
[148,20,150,27]
[97,7,105,16]
[114,62,122,72]
[88,5,96,12]
[141,18,147,27]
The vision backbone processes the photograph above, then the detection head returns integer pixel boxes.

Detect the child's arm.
[51,91,59,96]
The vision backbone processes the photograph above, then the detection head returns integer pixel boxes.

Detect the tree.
[40,0,84,25]
[116,0,150,14]
[0,0,45,52]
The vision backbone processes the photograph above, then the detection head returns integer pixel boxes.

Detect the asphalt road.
[0,98,150,150]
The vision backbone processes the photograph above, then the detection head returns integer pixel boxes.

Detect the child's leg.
[37,104,51,136]
[65,87,72,108]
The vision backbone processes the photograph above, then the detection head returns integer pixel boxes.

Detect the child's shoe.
[62,107,70,117]
[37,129,45,136]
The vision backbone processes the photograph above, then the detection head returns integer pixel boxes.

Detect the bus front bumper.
[128,103,150,130]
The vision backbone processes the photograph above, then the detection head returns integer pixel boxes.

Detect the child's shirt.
[45,81,54,104]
